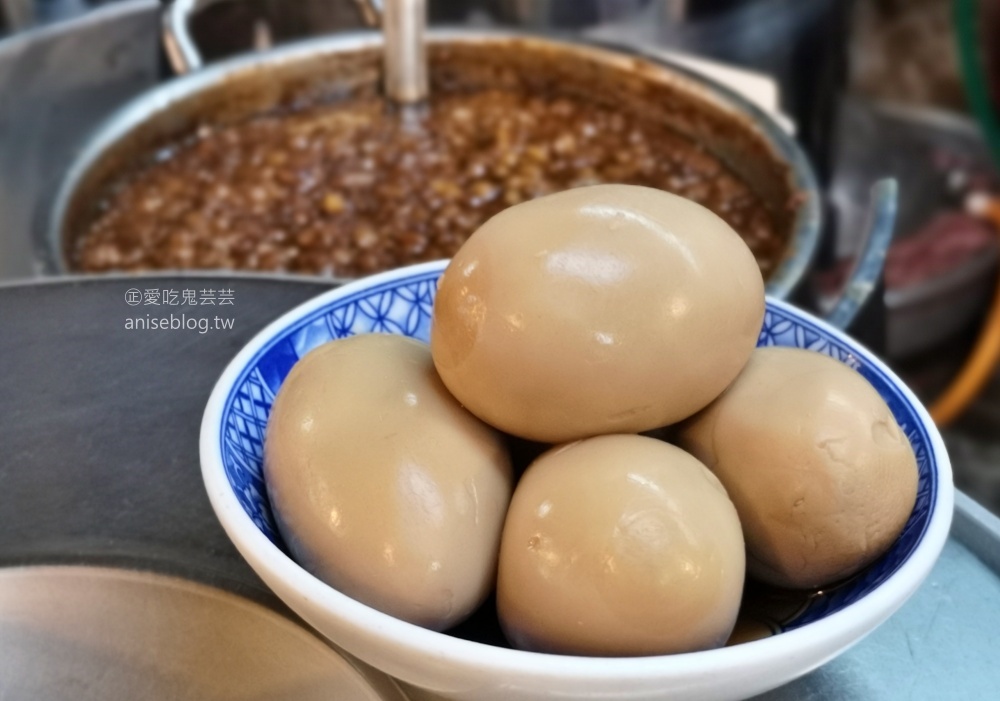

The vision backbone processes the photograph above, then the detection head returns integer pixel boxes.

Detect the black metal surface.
[0,276,332,607]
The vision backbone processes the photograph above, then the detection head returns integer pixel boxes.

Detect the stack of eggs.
[263,185,918,657]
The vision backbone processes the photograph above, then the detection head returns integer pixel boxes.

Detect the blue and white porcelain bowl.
[200,260,953,701]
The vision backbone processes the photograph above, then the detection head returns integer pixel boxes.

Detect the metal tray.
[0,565,409,701]
[1,276,998,700]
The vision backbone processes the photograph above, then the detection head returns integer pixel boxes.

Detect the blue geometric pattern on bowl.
[218,269,936,634]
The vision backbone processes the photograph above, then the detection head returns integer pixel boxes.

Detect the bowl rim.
[200,259,954,682]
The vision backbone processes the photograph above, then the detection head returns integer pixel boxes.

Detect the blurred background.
[3,0,1000,515]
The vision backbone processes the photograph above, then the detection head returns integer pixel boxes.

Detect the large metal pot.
[41,0,893,329]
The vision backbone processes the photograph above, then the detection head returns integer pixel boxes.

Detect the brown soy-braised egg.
[497,435,746,656]
[677,347,919,590]
[263,333,514,631]
[431,183,765,444]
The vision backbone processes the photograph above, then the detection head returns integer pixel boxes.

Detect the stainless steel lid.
[0,565,409,701]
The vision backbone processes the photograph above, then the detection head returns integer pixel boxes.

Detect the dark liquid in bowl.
[73,87,786,278]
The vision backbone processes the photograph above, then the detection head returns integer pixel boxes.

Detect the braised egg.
[497,434,745,656]
[264,333,513,630]
[431,184,765,442]
[677,347,919,589]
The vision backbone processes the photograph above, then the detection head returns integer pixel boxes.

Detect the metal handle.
[354,0,384,27]
[162,0,383,75]
[823,179,898,332]
[382,0,428,103]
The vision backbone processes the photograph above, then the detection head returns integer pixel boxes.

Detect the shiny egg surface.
[497,434,745,656]
[678,347,919,589]
[431,184,765,443]
[264,333,514,630]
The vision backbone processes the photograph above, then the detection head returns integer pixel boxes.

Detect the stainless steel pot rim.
[45,28,822,298]
[0,267,345,292]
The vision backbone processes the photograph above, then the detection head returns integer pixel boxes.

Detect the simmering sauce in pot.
[73,88,786,278]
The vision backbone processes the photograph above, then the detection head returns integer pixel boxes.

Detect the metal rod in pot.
[382,0,428,104]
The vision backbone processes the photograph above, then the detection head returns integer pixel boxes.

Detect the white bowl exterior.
[200,261,953,701]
